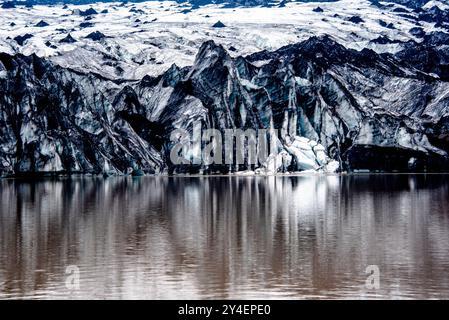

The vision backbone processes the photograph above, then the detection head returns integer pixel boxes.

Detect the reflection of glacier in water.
[1,175,449,299]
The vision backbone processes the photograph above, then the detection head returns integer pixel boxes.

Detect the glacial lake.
[0,174,449,299]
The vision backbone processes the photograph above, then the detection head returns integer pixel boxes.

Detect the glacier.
[0,0,449,176]
[1,35,448,176]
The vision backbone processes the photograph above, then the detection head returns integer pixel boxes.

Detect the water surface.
[0,174,448,299]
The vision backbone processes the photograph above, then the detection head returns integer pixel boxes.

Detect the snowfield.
[0,0,446,79]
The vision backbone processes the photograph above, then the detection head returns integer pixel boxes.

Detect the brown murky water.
[0,174,449,299]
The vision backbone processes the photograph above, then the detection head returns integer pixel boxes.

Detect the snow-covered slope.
[0,0,447,79]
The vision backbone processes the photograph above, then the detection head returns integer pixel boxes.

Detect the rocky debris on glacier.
[1,1,15,9]
[370,36,402,44]
[85,31,106,41]
[212,21,226,28]
[80,22,95,29]
[395,34,449,80]
[378,19,396,29]
[45,40,57,49]
[177,0,339,8]
[59,33,77,43]
[423,31,449,46]
[13,34,33,46]
[419,5,449,25]
[347,16,364,24]
[370,0,429,9]
[35,20,49,28]
[0,35,449,177]
[75,8,98,17]
[409,26,426,37]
